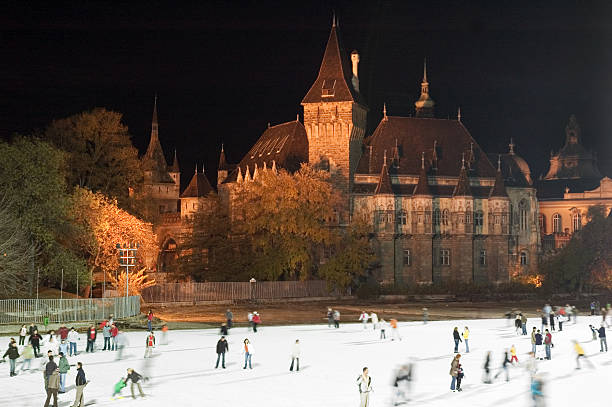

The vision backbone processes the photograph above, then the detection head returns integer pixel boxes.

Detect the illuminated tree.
[106,267,156,296]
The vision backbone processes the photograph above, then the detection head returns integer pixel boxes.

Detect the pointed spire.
[237,166,243,183]
[421,151,425,169]
[490,155,508,198]
[414,152,432,196]
[509,138,515,155]
[244,165,251,182]
[296,113,300,122]
[263,161,267,171]
[194,163,198,174]
[253,163,259,180]
[271,160,277,174]
[375,154,393,195]
[383,102,387,120]
[423,58,428,83]
[202,163,205,173]
[415,58,435,118]
[332,11,336,28]
[143,94,173,182]
[457,106,461,122]
[432,140,438,170]
[453,157,472,197]
[461,152,466,169]
[218,144,228,170]
[170,149,180,172]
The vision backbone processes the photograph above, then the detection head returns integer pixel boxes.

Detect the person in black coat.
[72,362,87,407]
[215,336,229,369]
[220,323,228,336]
[44,355,58,389]
[494,350,511,382]
[28,323,38,337]
[453,327,462,353]
[126,368,145,399]
[29,330,42,357]
[483,351,492,383]
[535,330,543,360]
[2,342,20,376]
[599,325,608,352]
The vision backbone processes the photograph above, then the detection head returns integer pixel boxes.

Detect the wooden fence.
[141,281,347,303]
[0,296,140,324]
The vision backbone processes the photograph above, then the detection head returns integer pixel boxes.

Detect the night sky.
[2,1,611,187]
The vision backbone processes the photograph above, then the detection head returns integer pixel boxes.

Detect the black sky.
[2,1,611,187]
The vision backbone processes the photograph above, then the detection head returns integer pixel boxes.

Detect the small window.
[441,209,449,226]
[538,214,546,233]
[474,211,483,226]
[479,250,486,266]
[321,79,336,97]
[403,249,411,266]
[398,211,407,225]
[440,249,450,266]
[465,212,471,224]
[520,251,527,265]
[553,213,562,233]
[572,213,581,232]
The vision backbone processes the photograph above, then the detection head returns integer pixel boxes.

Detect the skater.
[531,374,544,407]
[423,307,429,324]
[44,368,60,407]
[247,311,254,331]
[392,363,413,403]
[112,377,127,398]
[531,327,537,353]
[359,311,369,329]
[160,324,168,345]
[456,363,464,392]
[46,331,59,356]
[220,323,228,336]
[390,318,401,341]
[449,354,460,391]
[115,331,128,360]
[111,323,119,350]
[327,307,334,327]
[544,330,552,360]
[19,324,27,345]
[289,339,300,371]
[573,340,592,369]
[590,301,596,315]
[379,318,387,339]
[483,351,492,383]
[333,309,341,328]
[68,327,79,356]
[589,324,598,341]
[494,350,510,382]
[535,330,543,360]
[515,314,522,334]
[215,336,228,369]
[226,309,233,329]
[525,352,537,379]
[126,368,145,398]
[462,326,470,353]
[252,312,261,332]
[556,312,563,332]
[57,325,69,342]
[147,309,154,332]
[357,367,372,406]
[510,344,518,363]
[59,339,68,357]
[85,325,96,353]
[29,329,42,357]
[58,352,69,393]
[20,344,34,372]
[540,312,548,332]
[144,331,155,358]
[44,354,58,389]
[2,342,19,376]
[28,322,38,337]
[71,362,87,407]
[549,311,555,331]
[599,324,608,352]
[242,338,254,369]
[453,327,462,353]
[521,313,528,335]
[370,311,379,330]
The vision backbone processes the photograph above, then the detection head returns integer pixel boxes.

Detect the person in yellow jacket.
[462,327,470,353]
[510,344,518,363]
[573,340,593,369]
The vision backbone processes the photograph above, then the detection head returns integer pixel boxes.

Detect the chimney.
[351,50,360,92]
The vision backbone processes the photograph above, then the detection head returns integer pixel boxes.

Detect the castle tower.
[169,149,180,186]
[217,144,229,186]
[414,59,435,118]
[301,17,368,223]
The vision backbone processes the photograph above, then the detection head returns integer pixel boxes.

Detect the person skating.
[530,327,537,353]
[57,325,69,342]
[67,327,79,356]
[422,307,428,324]
[46,331,59,356]
[556,312,563,332]
[252,312,261,332]
[110,323,118,350]
[19,324,27,345]
[549,311,555,331]
[370,312,379,330]
[44,354,58,389]
[531,374,544,407]
[2,342,19,376]
[456,362,464,392]
[147,310,154,332]
[510,344,518,364]
[521,313,528,335]
[356,367,372,406]
[449,354,461,391]
[58,352,69,393]
[20,344,34,372]
[242,338,254,369]
[333,310,340,328]
[215,336,229,369]
[462,326,470,353]
[225,308,234,329]
[85,325,96,353]
[390,318,401,341]
[540,312,548,332]
[379,319,387,339]
[589,324,598,341]
[112,377,127,398]
[144,331,155,358]
[598,324,608,352]
[28,322,38,337]
[453,327,462,353]
[525,352,537,380]
[573,340,593,369]
[290,339,300,371]
[327,307,334,328]
[392,363,413,403]
[220,323,228,336]
[535,330,543,360]
[115,331,128,360]
[126,368,145,399]
[71,362,87,407]
[29,329,42,357]
[44,368,60,407]
[544,330,552,360]
[483,351,492,384]
[515,314,522,334]
[493,350,510,382]
[161,324,169,345]
[102,322,111,350]
[359,311,369,329]
[58,338,68,357]
[247,312,254,331]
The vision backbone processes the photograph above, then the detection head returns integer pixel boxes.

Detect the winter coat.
[146,335,155,347]
[510,346,516,357]
[521,315,527,325]
[111,326,118,337]
[3,346,19,360]
[220,325,228,336]
[463,329,470,340]
[87,329,97,341]
[535,333,543,345]
[29,333,42,346]
[45,361,58,377]
[226,311,233,320]
[20,327,27,337]
[68,330,79,343]
[57,327,69,340]
[103,325,111,338]
[114,379,127,393]
[333,311,340,321]
[453,330,462,342]
[449,358,459,376]
[76,368,86,386]
[22,346,34,360]
[242,343,255,355]
[359,313,369,322]
[59,356,70,374]
[370,313,378,324]
[252,315,261,324]
[28,325,38,336]
[531,330,536,344]
[574,343,585,355]
[291,343,301,358]
[544,333,552,345]
[599,327,606,338]
[357,374,372,393]
[127,371,142,383]
[59,342,68,355]
[47,370,60,389]
[216,339,229,354]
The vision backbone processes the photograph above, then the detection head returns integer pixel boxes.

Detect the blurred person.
[359,311,369,329]
[525,351,537,379]
[573,340,593,369]
[370,311,378,330]
[392,362,413,402]
[44,354,57,389]
[161,324,169,345]
[544,330,553,360]
[390,318,401,341]
[422,307,428,324]
[19,324,27,345]
[219,323,228,336]
[111,323,119,350]
[535,330,543,360]
[379,318,387,339]
[483,351,492,384]
[290,339,300,371]
[44,368,60,407]
[333,309,341,328]
[549,311,555,331]
[493,349,511,382]
[247,311,254,331]
[456,362,464,392]
[589,324,598,341]
[57,325,69,342]
[252,312,261,332]
[599,324,608,352]
[2,342,19,376]
[531,327,537,353]
[515,314,522,334]
[356,367,372,406]
[530,374,545,407]
[59,339,68,357]
[20,343,34,372]
[112,377,127,398]
[115,331,129,360]
[521,313,528,335]
[102,322,112,351]
[327,307,333,328]
[85,325,96,353]
[510,344,518,364]
[147,310,154,332]
[225,309,233,329]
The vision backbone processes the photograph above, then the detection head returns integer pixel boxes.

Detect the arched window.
[572,213,581,232]
[538,214,546,234]
[519,200,528,230]
[441,209,449,226]
[520,251,527,265]
[552,213,562,233]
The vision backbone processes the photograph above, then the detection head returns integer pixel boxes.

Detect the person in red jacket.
[252,312,261,333]
[57,325,69,342]
[86,326,97,353]
[144,332,155,358]
[147,310,154,332]
[110,324,119,351]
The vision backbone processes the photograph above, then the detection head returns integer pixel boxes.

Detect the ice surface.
[1,316,610,406]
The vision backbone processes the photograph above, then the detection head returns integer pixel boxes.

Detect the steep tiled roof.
[224,120,308,183]
[301,24,362,105]
[218,145,229,171]
[180,170,214,198]
[488,153,533,187]
[353,183,493,198]
[489,167,509,198]
[413,159,432,196]
[170,150,180,172]
[453,165,473,197]
[374,160,393,195]
[356,117,496,178]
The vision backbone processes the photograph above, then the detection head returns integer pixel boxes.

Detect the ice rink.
[1,315,610,406]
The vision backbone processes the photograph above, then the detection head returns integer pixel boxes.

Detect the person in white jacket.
[356,367,372,407]
[370,312,379,330]
[379,319,387,340]
[67,328,79,357]
[359,312,369,329]
[290,339,300,371]
[242,338,254,369]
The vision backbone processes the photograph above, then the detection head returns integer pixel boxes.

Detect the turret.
[217,144,229,186]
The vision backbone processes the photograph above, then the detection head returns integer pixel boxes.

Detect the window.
[465,212,471,224]
[572,213,581,232]
[403,249,411,266]
[433,209,440,225]
[538,214,546,233]
[440,249,450,266]
[519,200,528,230]
[520,251,527,265]
[553,213,562,233]
[377,210,393,224]
[441,209,449,226]
[474,211,483,226]
[321,79,336,97]
[398,211,407,225]
[479,250,486,266]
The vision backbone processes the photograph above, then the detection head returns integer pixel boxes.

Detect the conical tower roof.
[490,156,509,198]
[218,144,228,171]
[453,157,472,197]
[375,154,393,195]
[142,96,174,183]
[180,166,214,198]
[413,153,432,196]
[170,149,180,172]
